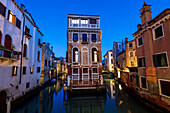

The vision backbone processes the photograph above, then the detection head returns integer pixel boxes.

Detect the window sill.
[81,42,88,44]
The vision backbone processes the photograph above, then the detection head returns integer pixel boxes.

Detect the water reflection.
[11,77,156,113]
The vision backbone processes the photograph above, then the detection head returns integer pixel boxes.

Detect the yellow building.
[125,38,137,67]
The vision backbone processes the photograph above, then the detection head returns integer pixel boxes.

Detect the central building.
[67,14,102,89]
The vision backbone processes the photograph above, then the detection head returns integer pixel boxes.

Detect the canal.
[11,77,158,113]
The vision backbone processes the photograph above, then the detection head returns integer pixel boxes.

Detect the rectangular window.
[30,67,33,74]
[129,43,132,48]
[25,26,30,35]
[82,34,88,43]
[12,66,18,76]
[90,19,96,24]
[138,37,143,47]
[45,59,47,66]
[23,66,26,75]
[130,61,134,67]
[37,51,40,61]
[141,77,147,89]
[73,68,78,74]
[91,34,97,42]
[37,67,40,73]
[8,10,15,24]
[159,80,170,97]
[130,75,133,83]
[0,2,6,17]
[38,39,41,45]
[153,53,168,67]
[81,19,88,24]
[154,25,163,39]
[16,18,21,29]
[129,51,133,57]
[83,68,88,73]
[119,45,121,49]
[26,82,30,89]
[72,19,79,24]
[138,57,146,67]
[92,68,98,73]
[111,59,113,64]
[73,33,78,41]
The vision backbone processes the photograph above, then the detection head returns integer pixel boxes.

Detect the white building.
[0,0,43,102]
[103,50,114,72]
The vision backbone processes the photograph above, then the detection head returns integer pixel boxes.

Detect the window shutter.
[7,10,10,20]
[161,53,168,66]
[153,55,158,67]
[12,15,16,25]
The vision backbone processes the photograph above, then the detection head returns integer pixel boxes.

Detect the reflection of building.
[125,38,137,68]
[54,57,67,75]
[66,94,106,113]
[41,42,55,84]
[103,50,114,72]
[0,0,43,102]
[132,2,170,110]
[106,80,115,99]
[66,14,103,89]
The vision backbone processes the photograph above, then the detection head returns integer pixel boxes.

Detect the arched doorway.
[4,35,12,57]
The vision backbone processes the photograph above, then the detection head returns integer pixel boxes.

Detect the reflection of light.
[119,84,122,90]
[118,71,120,78]
[54,85,55,87]
[49,88,51,94]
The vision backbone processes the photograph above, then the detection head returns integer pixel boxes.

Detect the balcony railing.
[0,47,21,61]
[69,24,100,29]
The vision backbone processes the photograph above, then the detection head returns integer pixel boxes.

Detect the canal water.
[11,78,156,113]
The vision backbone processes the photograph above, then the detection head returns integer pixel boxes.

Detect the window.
[25,26,30,36]
[141,77,147,89]
[138,57,145,67]
[12,66,18,76]
[153,53,168,67]
[91,34,97,42]
[23,44,27,57]
[119,44,121,49]
[72,19,79,24]
[37,67,40,73]
[82,34,88,43]
[111,59,113,64]
[135,51,136,56]
[73,68,78,74]
[23,66,26,75]
[73,48,78,62]
[154,25,163,39]
[37,51,40,61]
[92,68,98,73]
[92,48,97,62]
[83,68,88,73]
[159,80,170,97]
[16,18,21,29]
[90,19,96,24]
[73,33,78,41]
[129,51,133,57]
[130,61,134,67]
[26,82,30,88]
[138,37,143,47]
[45,59,47,66]
[129,43,132,48]
[8,10,15,24]
[130,75,133,83]
[4,35,12,57]
[0,2,6,17]
[38,39,41,45]
[30,67,33,74]
[81,19,88,24]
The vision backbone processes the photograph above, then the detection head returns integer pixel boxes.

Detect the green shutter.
[153,55,158,67]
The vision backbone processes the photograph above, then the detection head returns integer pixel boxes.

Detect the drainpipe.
[19,5,26,84]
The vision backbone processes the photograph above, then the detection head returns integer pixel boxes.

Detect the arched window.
[73,48,78,62]
[23,44,27,57]
[92,48,98,62]
[4,35,12,57]
[0,31,2,44]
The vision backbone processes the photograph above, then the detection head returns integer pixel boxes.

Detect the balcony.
[0,46,21,62]
[69,24,100,29]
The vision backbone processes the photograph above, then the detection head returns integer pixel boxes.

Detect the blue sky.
[16,0,170,58]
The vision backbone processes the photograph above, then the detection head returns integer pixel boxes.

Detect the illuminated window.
[12,66,18,76]
[8,10,15,24]
[81,20,88,24]
[75,51,78,62]
[92,48,98,62]
[30,67,33,74]
[73,48,78,62]
[72,19,79,24]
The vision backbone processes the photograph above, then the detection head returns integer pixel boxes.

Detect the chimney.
[47,43,50,46]
[137,24,142,30]
[140,2,152,25]
[51,46,53,51]
[21,4,25,12]
[125,38,128,44]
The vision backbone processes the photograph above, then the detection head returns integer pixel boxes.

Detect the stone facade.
[103,50,114,72]
[67,14,103,89]
[133,2,170,110]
